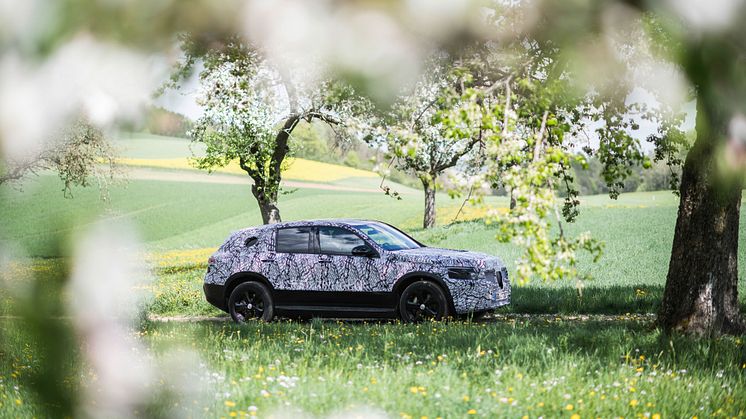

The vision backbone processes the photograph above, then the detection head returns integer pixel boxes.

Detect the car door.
[265,226,318,291]
[314,226,385,292]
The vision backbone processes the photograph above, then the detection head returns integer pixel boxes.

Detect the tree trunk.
[251,182,282,224]
[658,99,745,336]
[509,190,517,210]
[422,178,436,229]
[258,199,281,224]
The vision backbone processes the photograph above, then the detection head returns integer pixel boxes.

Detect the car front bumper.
[445,268,511,314]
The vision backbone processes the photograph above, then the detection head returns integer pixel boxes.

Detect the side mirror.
[351,245,376,258]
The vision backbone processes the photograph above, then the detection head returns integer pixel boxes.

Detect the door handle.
[261,258,275,262]
[317,259,331,263]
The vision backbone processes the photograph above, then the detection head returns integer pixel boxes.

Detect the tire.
[228,282,274,323]
[398,280,450,323]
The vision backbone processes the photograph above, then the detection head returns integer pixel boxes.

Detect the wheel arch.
[224,271,274,306]
[392,271,456,314]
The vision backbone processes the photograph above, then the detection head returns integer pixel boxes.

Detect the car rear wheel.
[228,282,274,323]
[399,281,449,323]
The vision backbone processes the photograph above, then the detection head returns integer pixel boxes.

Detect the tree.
[0,119,116,197]
[433,8,686,286]
[653,26,746,335]
[372,59,485,229]
[474,2,745,335]
[181,38,368,224]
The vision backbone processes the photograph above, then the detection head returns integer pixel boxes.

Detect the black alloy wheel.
[399,281,449,323]
[228,282,274,323]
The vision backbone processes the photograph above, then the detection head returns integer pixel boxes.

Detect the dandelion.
[565,404,574,411]
[630,399,639,407]
[224,400,236,408]
[652,414,661,419]
[467,409,477,415]
[463,395,470,402]
[571,415,581,419]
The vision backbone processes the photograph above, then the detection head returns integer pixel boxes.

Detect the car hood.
[389,246,503,270]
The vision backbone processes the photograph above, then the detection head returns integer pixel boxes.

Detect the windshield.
[352,222,422,251]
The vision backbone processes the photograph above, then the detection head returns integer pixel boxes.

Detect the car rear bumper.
[203,283,227,311]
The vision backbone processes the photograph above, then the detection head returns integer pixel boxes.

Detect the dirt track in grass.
[123,167,383,193]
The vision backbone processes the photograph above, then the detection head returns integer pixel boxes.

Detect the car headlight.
[447,267,479,280]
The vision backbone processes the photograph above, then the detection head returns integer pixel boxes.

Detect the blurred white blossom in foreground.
[0,35,164,162]
[67,221,154,417]
[66,221,207,418]
[665,0,745,33]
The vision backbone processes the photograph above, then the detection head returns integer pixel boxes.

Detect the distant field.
[114,132,388,189]
[0,175,491,255]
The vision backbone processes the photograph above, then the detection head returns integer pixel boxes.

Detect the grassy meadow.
[2,133,746,418]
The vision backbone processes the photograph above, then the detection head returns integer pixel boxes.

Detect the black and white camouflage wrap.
[205,220,511,314]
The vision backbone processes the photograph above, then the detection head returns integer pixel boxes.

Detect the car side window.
[276,227,312,253]
[318,226,366,256]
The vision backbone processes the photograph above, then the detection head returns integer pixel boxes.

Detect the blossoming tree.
[178,38,369,224]
[371,58,487,229]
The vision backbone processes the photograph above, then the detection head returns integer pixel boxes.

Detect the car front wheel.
[399,281,450,323]
[228,282,274,323]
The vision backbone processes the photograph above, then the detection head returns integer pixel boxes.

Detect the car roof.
[231,219,385,236]
[271,219,381,228]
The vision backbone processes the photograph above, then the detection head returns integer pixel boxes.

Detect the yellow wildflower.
[571,415,581,419]
[629,399,639,407]
[565,404,574,411]
[467,409,477,415]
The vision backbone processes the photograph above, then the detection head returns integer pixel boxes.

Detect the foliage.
[0,119,117,198]
[432,11,688,285]
[143,107,193,138]
[371,58,484,185]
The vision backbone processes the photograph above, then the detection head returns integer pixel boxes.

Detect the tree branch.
[534,110,550,161]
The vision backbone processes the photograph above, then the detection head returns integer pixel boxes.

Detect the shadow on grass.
[507,284,746,315]
[505,284,665,315]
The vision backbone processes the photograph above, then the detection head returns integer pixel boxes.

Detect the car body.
[203,219,511,322]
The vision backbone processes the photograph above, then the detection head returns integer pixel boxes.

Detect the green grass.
[2,318,745,418]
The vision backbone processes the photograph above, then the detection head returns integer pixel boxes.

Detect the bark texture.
[422,176,436,229]
[252,181,282,224]
[658,100,745,336]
